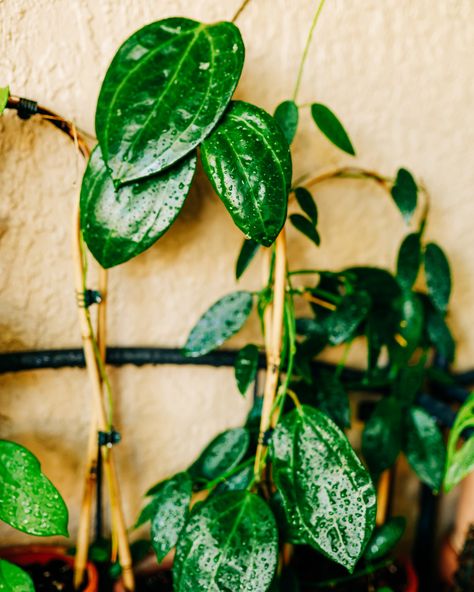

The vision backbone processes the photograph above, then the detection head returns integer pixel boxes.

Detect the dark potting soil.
[134,570,173,591]
[23,560,88,592]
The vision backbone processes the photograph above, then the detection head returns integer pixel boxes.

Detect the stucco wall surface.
[0,0,473,544]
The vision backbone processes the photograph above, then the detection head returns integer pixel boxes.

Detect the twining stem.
[232,0,252,23]
[292,0,328,102]
[254,231,287,480]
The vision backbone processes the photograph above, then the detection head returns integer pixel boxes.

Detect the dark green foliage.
[390,168,418,222]
[235,238,260,279]
[274,100,299,144]
[424,242,451,313]
[234,344,260,395]
[294,187,318,225]
[362,398,403,476]
[311,103,356,155]
[364,517,406,561]
[0,560,34,591]
[397,232,421,289]
[290,213,320,246]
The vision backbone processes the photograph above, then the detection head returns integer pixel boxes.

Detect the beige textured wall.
[0,0,473,545]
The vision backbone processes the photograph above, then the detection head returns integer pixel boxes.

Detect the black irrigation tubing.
[0,347,468,430]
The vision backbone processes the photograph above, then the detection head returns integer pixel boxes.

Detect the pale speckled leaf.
[270,405,376,572]
[0,87,9,115]
[80,146,196,268]
[147,472,192,562]
[174,491,278,592]
[445,436,474,492]
[183,291,254,357]
[96,18,244,184]
[0,440,68,537]
[273,100,299,144]
[424,242,451,313]
[189,428,250,482]
[0,560,34,592]
[201,100,292,247]
[403,407,445,493]
[234,344,259,395]
[364,517,406,561]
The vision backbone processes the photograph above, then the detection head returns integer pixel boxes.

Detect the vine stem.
[254,230,287,479]
[292,0,328,102]
[232,0,252,23]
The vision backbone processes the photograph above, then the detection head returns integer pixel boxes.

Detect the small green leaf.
[397,233,421,290]
[315,369,351,429]
[135,496,158,527]
[183,291,254,357]
[424,242,451,313]
[390,291,424,367]
[271,405,376,572]
[289,214,320,246]
[425,304,455,363]
[174,491,278,592]
[362,398,403,476]
[294,187,318,225]
[364,516,406,561]
[0,87,9,115]
[146,472,192,562]
[393,363,425,408]
[403,407,445,492]
[0,440,68,537]
[235,238,260,280]
[201,100,292,247]
[310,103,356,156]
[325,291,371,345]
[391,169,418,223]
[189,427,250,483]
[214,463,254,495]
[0,560,34,592]
[234,344,259,395]
[80,146,196,268]
[274,100,299,144]
[445,436,474,492]
[96,18,244,184]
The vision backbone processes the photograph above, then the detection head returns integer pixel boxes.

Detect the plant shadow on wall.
[1,0,473,590]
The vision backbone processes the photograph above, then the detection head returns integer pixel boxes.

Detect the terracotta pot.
[0,545,99,592]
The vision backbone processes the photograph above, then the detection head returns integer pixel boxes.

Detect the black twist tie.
[78,289,102,308]
[98,430,121,447]
[259,428,274,446]
[17,98,38,120]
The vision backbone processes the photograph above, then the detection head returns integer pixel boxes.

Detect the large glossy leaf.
[201,100,292,246]
[189,428,250,483]
[146,472,192,561]
[96,18,244,185]
[0,440,68,536]
[390,168,418,223]
[274,100,299,144]
[424,242,451,313]
[0,560,34,592]
[235,238,260,279]
[325,291,371,345]
[362,398,403,476]
[270,405,376,572]
[310,103,355,156]
[403,407,445,492]
[364,517,406,561]
[0,87,9,115]
[183,291,254,357]
[80,146,196,268]
[234,344,260,395]
[174,491,278,592]
[396,233,421,290]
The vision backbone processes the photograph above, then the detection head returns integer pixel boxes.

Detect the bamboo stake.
[376,469,391,526]
[254,230,287,477]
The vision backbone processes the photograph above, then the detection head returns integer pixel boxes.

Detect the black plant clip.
[261,428,274,446]
[16,98,39,120]
[77,289,102,308]
[98,429,121,448]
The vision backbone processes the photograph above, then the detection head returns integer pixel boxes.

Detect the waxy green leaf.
[174,491,278,592]
[362,398,403,476]
[235,238,260,279]
[393,363,425,408]
[391,168,418,223]
[403,407,445,492]
[0,87,9,115]
[145,472,192,562]
[289,214,320,246]
[326,291,371,345]
[364,517,406,561]
[294,187,318,225]
[234,344,259,395]
[315,369,351,429]
[271,405,376,572]
[80,146,196,268]
[96,18,244,184]
[390,292,424,367]
[445,436,474,492]
[183,291,253,357]
[424,242,451,313]
[397,233,421,290]
[0,560,34,592]
[311,103,356,156]
[214,463,254,495]
[0,440,68,537]
[201,100,292,247]
[425,304,455,363]
[274,100,299,144]
[189,427,250,483]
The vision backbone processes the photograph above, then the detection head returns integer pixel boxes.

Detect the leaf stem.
[292,0,328,102]
[232,0,252,23]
